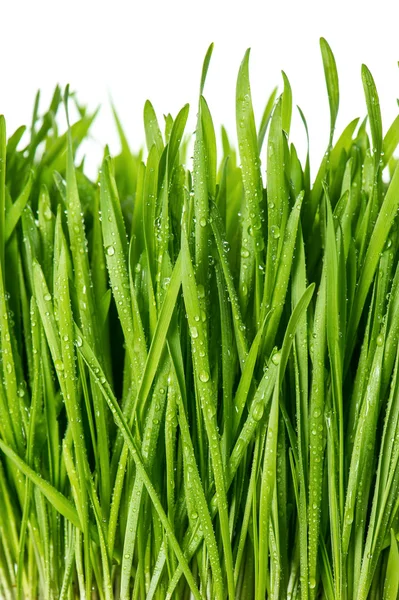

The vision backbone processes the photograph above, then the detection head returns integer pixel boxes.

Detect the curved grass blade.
[119,360,169,600]
[64,88,110,516]
[215,260,235,462]
[263,190,304,356]
[100,155,137,368]
[325,412,342,600]
[257,283,315,600]
[258,87,278,154]
[0,255,24,452]
[281,71,292,137]
[325,191,345,521]
[263,97,287,315]
[346,161,399,364]
[308,263,327,595]
[320,38,339,144]
[236,48,264,318]
[383,113,399,167]
[0,439,82,531]
[193,98,210,289]
[164,359,278,598]
[5,171,33,243]
[35,245,94,596]
[167,103,189,178]
[144,100,164,157]
[362,64,383,160]
[181,217,235,599]
[75,322,202,599]
[200,43,214,95]
[210,202,248,364]
[233,317,267,436]
[16,298,41,600]
[383,530,399,600]
[168,360,225,600]
[127,251,181,425]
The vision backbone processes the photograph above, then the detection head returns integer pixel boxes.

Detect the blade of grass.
[75,325,203,600]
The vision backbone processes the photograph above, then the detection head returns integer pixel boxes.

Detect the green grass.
[1,39,399,599]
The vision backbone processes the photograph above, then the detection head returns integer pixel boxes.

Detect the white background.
[1,0,398,177]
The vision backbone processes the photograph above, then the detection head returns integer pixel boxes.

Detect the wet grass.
[1,39,399,599]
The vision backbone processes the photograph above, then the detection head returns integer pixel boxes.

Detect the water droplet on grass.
[272,351,281,365]
[252,402,264,421]
[271,225,280,239]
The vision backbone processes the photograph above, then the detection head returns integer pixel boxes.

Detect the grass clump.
[1,39,399,600]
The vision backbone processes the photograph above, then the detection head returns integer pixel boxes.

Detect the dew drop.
[252,402,264,421]
[199,371,209,383]
[271,225,281,239]
[271,351,281,366]
[106,245,115,256]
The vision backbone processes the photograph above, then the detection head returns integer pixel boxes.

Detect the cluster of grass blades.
[2,38,399,599]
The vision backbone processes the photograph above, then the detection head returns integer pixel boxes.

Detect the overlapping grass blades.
[1,38,399,599]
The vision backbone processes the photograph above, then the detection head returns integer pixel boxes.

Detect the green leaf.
[362,64,383,159]
[383,113,399,167]
[281,71,292,137]
[5,171,33,243]
[75,325,202,600]
[200,43,214,95]
[320,38,339,141]
[144,100,164,157]
[346,161,399,364]
[383,530,399,600]
[236,48,264,317]
[0,439,82,530]
[258,87,278,153]
[181,218,236,599]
